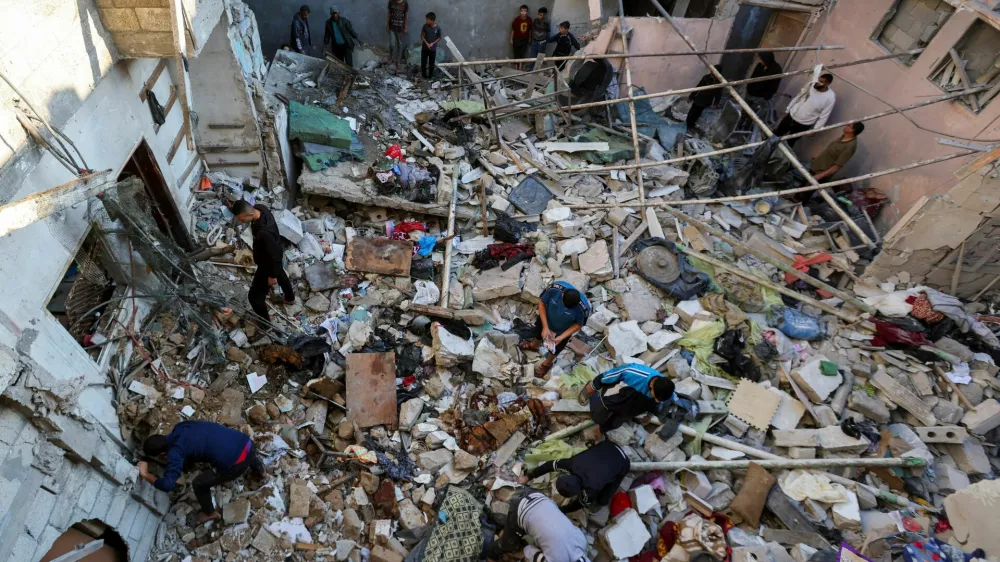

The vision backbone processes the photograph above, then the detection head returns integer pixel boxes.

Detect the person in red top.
[510,5,532,70]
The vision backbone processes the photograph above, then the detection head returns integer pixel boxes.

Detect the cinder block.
[24,488,57,538]
[47,414,99,463]
[7,533,37,562]
[914,425,967,444]
[109,31,174,58]
[773,429,819,448]
[0,409,27,445]
[98,8,142,31]
[90,480,116,521]
[31,526,62,562]
[129,506,152,541]
[104,489,131,528]
[134,8,172,31]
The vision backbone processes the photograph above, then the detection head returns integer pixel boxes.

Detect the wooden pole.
[649,0,874,249]
[437,44,846,67]
[169,0,194,151]
[439,165,459,308]
[480,180,489,237]
[560,151,974,211]
[677,242,860,322]
[950,240,967,295]
[658,205,876,314]
[474,49,923,122]
[551,88,984,174]
[632,456,925,472]
[615,10,646,206]
[933,365,976,409]
[973,274,1000,301]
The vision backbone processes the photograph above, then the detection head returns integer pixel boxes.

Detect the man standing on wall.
[290,5,312,54]
[387,0,409,71]
[325,7,364,67]
[510,5,532,70]
[232,200,295,323]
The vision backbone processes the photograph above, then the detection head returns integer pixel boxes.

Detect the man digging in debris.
[518,440,630,513]
[486,492,591,562]
[324,6,364,67]
[232,199,296,323]
[583,363,675,434]
[520,281,591,376]
[139,421,265,523]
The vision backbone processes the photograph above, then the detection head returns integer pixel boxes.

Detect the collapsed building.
[2,0,1000,561]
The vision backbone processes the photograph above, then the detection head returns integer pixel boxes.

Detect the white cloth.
[787,86,836,129]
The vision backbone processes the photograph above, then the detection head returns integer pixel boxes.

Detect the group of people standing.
[509,5,581,70]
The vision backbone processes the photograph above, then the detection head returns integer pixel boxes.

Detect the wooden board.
[346,352,398,429]
[765,487,820,533]
[870,371,937,426]
[345,237,413,276]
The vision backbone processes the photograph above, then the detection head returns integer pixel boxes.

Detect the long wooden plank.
[950,49,980,112]
[871,370,937,426]
[954,144,1000,180]
[167,122,189,164]
[138,60,168,102]
[0,171,113,238]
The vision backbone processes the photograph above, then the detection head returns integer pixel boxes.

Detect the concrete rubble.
[41,16,1000,562]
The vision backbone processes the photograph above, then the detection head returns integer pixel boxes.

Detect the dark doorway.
[622,0,663,16]
[117,140,193,251]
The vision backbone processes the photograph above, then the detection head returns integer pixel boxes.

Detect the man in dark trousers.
[746,52,783,101]
[290,5,312,54]
[519,281,591,377]
[583,363,675,433]
[420,12,441,79]
[139,421,264,523]
[686,65,723,130]
[486,493,590,562]
[233,200,295,323]
[518,440,629,513]
[510,5,532,70]
[325,7,364,67]
[544,21,581,70]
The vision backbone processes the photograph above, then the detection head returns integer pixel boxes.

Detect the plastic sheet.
[778,470,850,503]
[772,308,826,341]
[677,320,726,378]
[560,364,597,391]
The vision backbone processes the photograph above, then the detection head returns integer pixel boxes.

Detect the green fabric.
[440,100,486,114]
[576,129,634,164]
[523,439,584,469]
[422,487,484,562]
[820,360,839,376]
[560,364,597,391]
[288,101,354,148]
[677,319,726,379]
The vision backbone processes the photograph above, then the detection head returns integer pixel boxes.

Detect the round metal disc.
[637,245,680,285]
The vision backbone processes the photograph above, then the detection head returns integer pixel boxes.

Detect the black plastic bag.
[288,334,332,376]
[714,328,761,382]
[410,257,435,280]
[494,210,537,243]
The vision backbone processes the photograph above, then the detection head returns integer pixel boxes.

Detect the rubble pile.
[128,44,1000,562]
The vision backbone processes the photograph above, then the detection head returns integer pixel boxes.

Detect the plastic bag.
[493,210,537,243]
[677,320,726,377]
[560,364,597,391]
[385,144,402,159]
[523,439,584,469]
[714,328,761,382]
[772,307,826,341]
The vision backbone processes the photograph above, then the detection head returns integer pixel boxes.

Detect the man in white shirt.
[775,72,836,147]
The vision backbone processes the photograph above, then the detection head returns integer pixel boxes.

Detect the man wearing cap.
[518,440,629,513]
[325,6,364,67]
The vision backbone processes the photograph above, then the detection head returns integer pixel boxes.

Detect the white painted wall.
[0,55,198,436]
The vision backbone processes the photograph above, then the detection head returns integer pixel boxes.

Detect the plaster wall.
[778,0,1000,226]
[0,56,198,436]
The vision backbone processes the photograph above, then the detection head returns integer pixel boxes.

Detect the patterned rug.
[422,487,484,562]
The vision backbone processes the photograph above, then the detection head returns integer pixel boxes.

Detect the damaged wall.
[584,16,735,94]
[246,0,572,61]
[777,0,1000,226]
[0,347,168,562]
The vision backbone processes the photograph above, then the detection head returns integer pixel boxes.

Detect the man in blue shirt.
[520,281,591,376]
[324,7,363,67]
[138,421,264,523]
[583,363,674,433]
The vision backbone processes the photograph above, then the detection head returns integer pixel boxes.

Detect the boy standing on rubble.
[232,200,295,323]
[544,21,581,70]
[775,72,836,146]
[584,363,675,433]
[387,0,408,71]
[139,421,265,523]
[420,12,442,80]
[530,7,552,66]
[511,5,532,70]
[518,440,630,513]
[520,281,591,377]
[486,492,591,562]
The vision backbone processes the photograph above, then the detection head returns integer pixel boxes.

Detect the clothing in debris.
[545,31,581,69]
[152,421,261,514]
[488,493,591,562]
[325,14,360,66]
[784,84,836,131]
[291,12,312,53]
[526,440,630,512]
[540,281,592,336]
[590,363,673,432]
[746,58,783,100]
[687,68,723,129]
[811,136,857,176]
[247,204,294,321]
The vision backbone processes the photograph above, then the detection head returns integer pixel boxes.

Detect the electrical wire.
[0,69,88,172]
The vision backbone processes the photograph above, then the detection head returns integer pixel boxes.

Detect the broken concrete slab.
[962,399,1000,434]
[791,358,843,404]
[346,237,413,276]
[607,321,649,359]
[346,352,399,429]
[816,426,869,453]
[579,239,613,282]
[607,275,664,323]
[871,370,937,426]
[848,390,890,423]
[941,437,992,475]
[598,508,651,559]
[472,263,525,301]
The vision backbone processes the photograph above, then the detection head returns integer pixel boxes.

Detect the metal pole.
[631,456,927,472]
[458,66,556,89]
[615,10,646,205]
[456,49,922,122]
[561,149,974,210]
[648,0,875,248]
[659,205,877,314]
[439,166,459,308]
[550,88,985,174]
[438,44,846,67]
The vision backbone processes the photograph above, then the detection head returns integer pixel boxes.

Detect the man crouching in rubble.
[520,281,591,376]
[486,492,591,562]
[139,421,265,523]
[583,363,675,434]
[232,199,295,323]
[517,439,629,513]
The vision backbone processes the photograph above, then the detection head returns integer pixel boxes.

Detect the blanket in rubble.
[420,486,485,562]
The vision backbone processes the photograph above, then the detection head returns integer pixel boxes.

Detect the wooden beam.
[0,171,113,238]
[138,60,168,102]
[178,156,201,185]
[954,144,1000,180]
[169,0,194,151]
[167,122,189,164]
[49,540,105,562]
[738,0,816,12]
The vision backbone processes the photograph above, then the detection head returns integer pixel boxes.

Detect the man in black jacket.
[518,440,629,513]
[290,5,312,54]
[686,65,723,130]
[325,7,364,67]
[746,52,783,101]
[233,200,295,322]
